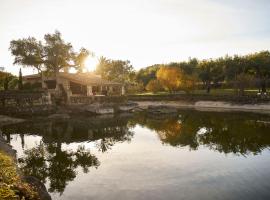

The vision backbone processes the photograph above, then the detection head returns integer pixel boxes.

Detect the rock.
[0,115,25,126]
[118,102,138,112]
[86,104,114,115]
[133,107,145,112]
[48,113,70,119]
[22,176,51,200]
[147,105,178,114]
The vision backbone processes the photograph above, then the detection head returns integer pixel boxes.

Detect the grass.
[131,88,268,96]
[0,151,39,200]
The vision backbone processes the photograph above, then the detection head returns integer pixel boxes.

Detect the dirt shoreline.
[134,100,270,114]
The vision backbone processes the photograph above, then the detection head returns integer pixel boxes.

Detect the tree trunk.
[261,79,266,94]
[41,71,46,89]
[239,87,245,96]
[206,81,211,93]
[55,70,60,93]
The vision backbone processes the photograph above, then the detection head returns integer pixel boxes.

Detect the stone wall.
[0,91,53,115]
[0,91,52,106]
[70,95,126,105]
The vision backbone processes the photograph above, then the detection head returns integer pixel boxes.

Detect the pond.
[1,110,270,200]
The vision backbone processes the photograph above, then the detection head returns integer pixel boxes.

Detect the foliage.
[247,51,270,93]
[137,51,270,95]
[146,79,163,93]
[136,64,162,86]
[96,56,135,84]
[10,37,44,72]
[0,151,39,200]
[235,73,255,96]
[198,59,224,93]
[10,30,91,88]
[0,71,18,90]
[156,66,182,92]
[136,58,199,89]
[126,82,145,94]
[179,73,198,94]
[8,31,270,94]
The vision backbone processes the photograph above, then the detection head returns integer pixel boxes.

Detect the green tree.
[10,31,91,90]
[223,55,255,93]
[198,59,224,93]
[96,57,135,84]
[10,37,44,72]
[248,51,270,93]
[10,37,45,87]
[0,72,17,90]
[136,64,162,86]
[43,31,90,89]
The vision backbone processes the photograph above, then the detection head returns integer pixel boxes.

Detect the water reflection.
[1,114,134,194]
[19,144,99,194]
[131,111,270,155]
[1,111,270,196]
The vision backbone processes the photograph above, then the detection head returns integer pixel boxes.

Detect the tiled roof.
[59,73,122,86]
[23,72,122,86]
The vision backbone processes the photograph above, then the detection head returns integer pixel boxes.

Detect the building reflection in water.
[1,111,270,195]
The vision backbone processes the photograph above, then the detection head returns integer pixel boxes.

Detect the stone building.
[22,72,125,101]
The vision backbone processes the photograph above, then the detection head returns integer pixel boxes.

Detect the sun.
[85,57,98,72]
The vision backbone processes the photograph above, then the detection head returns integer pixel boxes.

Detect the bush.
[126,82,145,94]
[146,80,163,93]
[0,151,39,200]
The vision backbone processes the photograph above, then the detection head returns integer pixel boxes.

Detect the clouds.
[0,0,270,74]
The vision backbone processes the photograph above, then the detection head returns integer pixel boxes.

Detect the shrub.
[146,80,163,93]
[0,151,39,200]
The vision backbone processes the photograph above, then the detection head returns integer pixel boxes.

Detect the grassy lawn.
[131,88,268,96]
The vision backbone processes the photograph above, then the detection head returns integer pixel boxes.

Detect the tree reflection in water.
[19,143,99,194]
[1,115,134,195]
[132,111,270,155]
[2,111,270,195]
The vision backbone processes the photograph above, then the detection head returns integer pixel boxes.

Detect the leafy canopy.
[10,30,91,74]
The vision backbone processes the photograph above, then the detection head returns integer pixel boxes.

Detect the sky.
[0,0,270,75]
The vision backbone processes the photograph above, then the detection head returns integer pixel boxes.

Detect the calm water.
[1,111,270,200]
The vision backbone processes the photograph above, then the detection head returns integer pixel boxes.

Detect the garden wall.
[69,95,126,105]
[0,91,53,115]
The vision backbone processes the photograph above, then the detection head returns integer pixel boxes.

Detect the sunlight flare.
[85,57,98,72]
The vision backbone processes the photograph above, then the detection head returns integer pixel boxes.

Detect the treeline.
[3,30,270,96]
[0,71,18,90]
[134,51,270,95]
